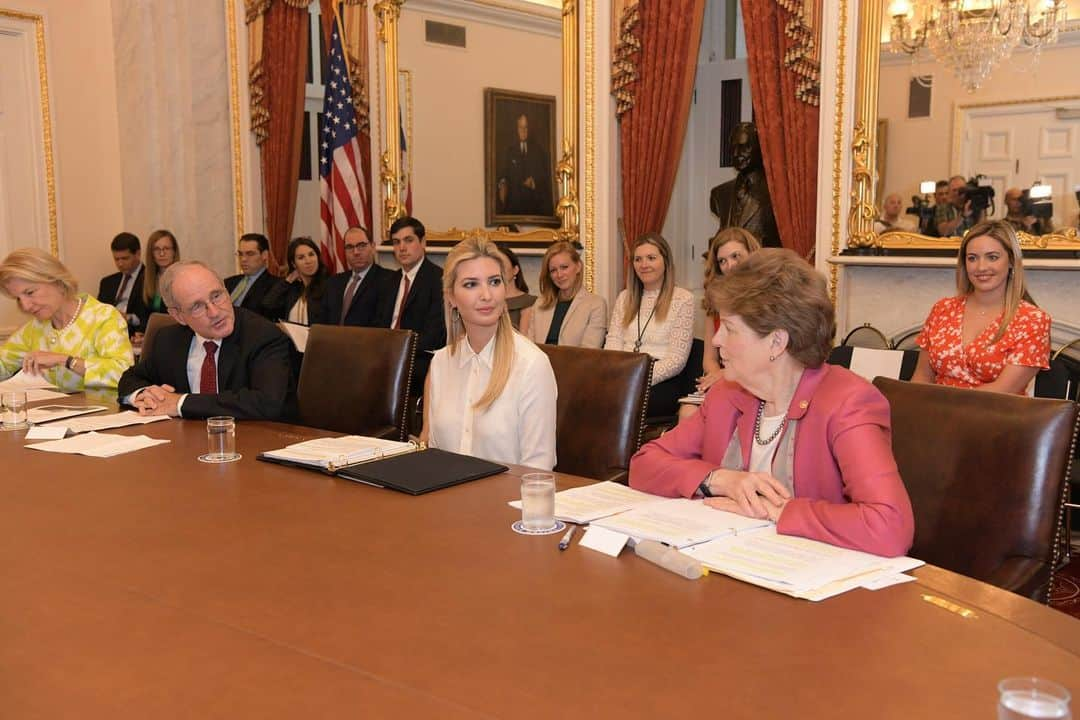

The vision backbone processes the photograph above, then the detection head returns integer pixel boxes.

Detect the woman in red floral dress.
[913,220,1050,394]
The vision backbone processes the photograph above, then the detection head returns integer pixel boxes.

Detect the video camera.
[905,194,934,233]
[1021,185,1053,220]
[958,175,995,217]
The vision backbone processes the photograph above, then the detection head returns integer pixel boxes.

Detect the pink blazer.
[629,364,915,557]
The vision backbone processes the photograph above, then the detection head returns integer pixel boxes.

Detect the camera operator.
[929,179,955,237]
[938,175,987,236]
[1004,187,1051,235]
[875,192,918,234]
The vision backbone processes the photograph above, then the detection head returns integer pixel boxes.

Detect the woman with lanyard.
[604,232,694,418]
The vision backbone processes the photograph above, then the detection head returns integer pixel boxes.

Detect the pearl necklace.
[47,295,83,344]
[753,400,788,446]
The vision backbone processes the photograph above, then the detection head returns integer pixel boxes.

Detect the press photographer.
[936,175,992,236]
[1004,186,1053,235]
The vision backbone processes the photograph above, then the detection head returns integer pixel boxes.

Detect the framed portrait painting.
[484,88,559,228]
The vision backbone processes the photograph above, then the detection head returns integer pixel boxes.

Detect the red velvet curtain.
[740,0,819,260]
[259,1,309,272]
[618,0,705,274]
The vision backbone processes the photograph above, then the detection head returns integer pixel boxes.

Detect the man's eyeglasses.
[344,242,370,252]
[176,289,230,317]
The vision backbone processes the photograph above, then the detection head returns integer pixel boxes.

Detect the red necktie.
[394,274,411,330]
[115,274,130,305]
[200,341,218,394]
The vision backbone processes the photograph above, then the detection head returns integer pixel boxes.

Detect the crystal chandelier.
[887,0,1069,92]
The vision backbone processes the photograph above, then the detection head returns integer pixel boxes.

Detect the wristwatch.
[65,355,76,370]
[698,473,715,498]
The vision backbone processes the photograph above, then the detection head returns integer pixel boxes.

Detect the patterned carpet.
[1049,544,1080,620]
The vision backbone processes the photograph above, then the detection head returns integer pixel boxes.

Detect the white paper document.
[26,431,170,457]
[848,347,905,382]
[579,526,630,557]
[278,322,309,353]
[261,435,416,470]
[27,404,107,425]
[681,525,924,601]
[0,372,69,401]
[61,411,170,434]
[591,498,770,548]
[507,481,664,523]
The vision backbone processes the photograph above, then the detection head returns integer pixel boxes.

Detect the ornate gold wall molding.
[846,0,880,251]
[225,0,247,240]
[0,9,58,256]
[583,0,594,292]
[828,0,848,303]
[374,0,405,233]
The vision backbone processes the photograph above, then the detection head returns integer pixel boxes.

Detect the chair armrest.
[596,468,629,485]
[987,556,1053,603]
[369,425,401,440]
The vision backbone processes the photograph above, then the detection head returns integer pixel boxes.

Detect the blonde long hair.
[537,241,583,310]
[142,229,180,305]
[621,233,675,327]
[0,248,79,299]
[957,220,1035,344]
[443,237,516,411]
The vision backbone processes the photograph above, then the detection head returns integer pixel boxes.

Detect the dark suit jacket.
[117,308,292,420]
[98,266,149,335]
[320,264,391,327]
[376,258,446,392]
[260,272,329,326]
[498,141,553,217]
[225,270,281,319]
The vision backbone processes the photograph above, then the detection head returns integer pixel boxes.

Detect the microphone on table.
[634,540,707,580]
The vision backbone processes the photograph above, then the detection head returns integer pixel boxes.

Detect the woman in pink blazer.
[629,249,914,557]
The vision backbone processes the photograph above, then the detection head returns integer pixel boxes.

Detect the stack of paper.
[61,411,170,434]
[507,481,663,523]
[0,371,68,401]
[676,391,706,406]
[590,498,770,548]
[27,405,107,425]
[681,526,924,601]
[26,431,170,457]
[261,435,417,471]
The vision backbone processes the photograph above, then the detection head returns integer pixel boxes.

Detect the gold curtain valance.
[774,0,821,106]
[611,1,641,120]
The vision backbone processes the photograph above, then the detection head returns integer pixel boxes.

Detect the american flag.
[319,18,370,274]
[399,106,412,216]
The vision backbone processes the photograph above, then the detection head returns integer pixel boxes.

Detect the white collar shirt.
[391,258,424,329]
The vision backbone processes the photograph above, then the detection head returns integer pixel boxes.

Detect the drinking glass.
[1,391,29,431]
[520,473,556,531]
[201,416,240,463]
[999,677,1071,720]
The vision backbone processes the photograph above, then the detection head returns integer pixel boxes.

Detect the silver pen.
[558,525,576,551]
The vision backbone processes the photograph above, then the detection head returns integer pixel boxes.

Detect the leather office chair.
[140,312,178,362]
[538,344,652,483]
[297,326,417,440]
[643,337,704,436]
[840,323,891,349]
[874,377,1080,602]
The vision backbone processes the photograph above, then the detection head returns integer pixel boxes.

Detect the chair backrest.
[826,345,919,381]
[840,323,891,349]
[297,326,417,440]
[891,327,923,350]
[1035,341,1080,403]
[538,344,652,483]
[141,312,178,362]
[873,377,1079,602]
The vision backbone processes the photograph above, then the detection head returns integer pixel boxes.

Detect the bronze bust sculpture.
[709,122,780,248]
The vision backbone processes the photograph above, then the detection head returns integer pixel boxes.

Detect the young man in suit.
[377,216,446,394]
[225,233,281,319]
[118,261,292,420]
[98,232,149,338]
[321,226,390,326]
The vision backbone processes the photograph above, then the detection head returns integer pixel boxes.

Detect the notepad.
[260,435,417,471]
[25,431,170,457]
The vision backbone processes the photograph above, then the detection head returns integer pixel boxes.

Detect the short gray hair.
[159,260,217,308]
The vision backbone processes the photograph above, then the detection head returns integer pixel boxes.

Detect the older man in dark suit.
[322,226,390,326]
[118,261,291,420]
[377,216,446,394]
[98,232,150,337]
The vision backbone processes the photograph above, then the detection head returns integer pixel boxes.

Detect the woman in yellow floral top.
[0,248,134,391]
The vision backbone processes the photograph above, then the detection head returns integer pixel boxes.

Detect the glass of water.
[1,391,29,431]
[201,416,240,463]
[999,677,1071,720]
[520,473,556,531]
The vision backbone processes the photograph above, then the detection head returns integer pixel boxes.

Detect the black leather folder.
[334,447,508,495]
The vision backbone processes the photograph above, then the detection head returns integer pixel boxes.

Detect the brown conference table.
[2,400,1078,718]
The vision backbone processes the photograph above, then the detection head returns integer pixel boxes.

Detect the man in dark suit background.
[322,226,390,326]
[377,216,446,395]
[98,232,150,338]
[225,233,281,319]
[496,113,553,217]
[118,261,291,420]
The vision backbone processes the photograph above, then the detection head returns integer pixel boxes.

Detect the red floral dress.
[915,296,1050,392]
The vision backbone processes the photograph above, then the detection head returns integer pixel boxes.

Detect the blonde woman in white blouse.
[604,232,694,417]
[422,237,558,471]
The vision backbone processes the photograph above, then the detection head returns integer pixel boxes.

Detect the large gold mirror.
[373,0,578,249]
[847,1,1080,252]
